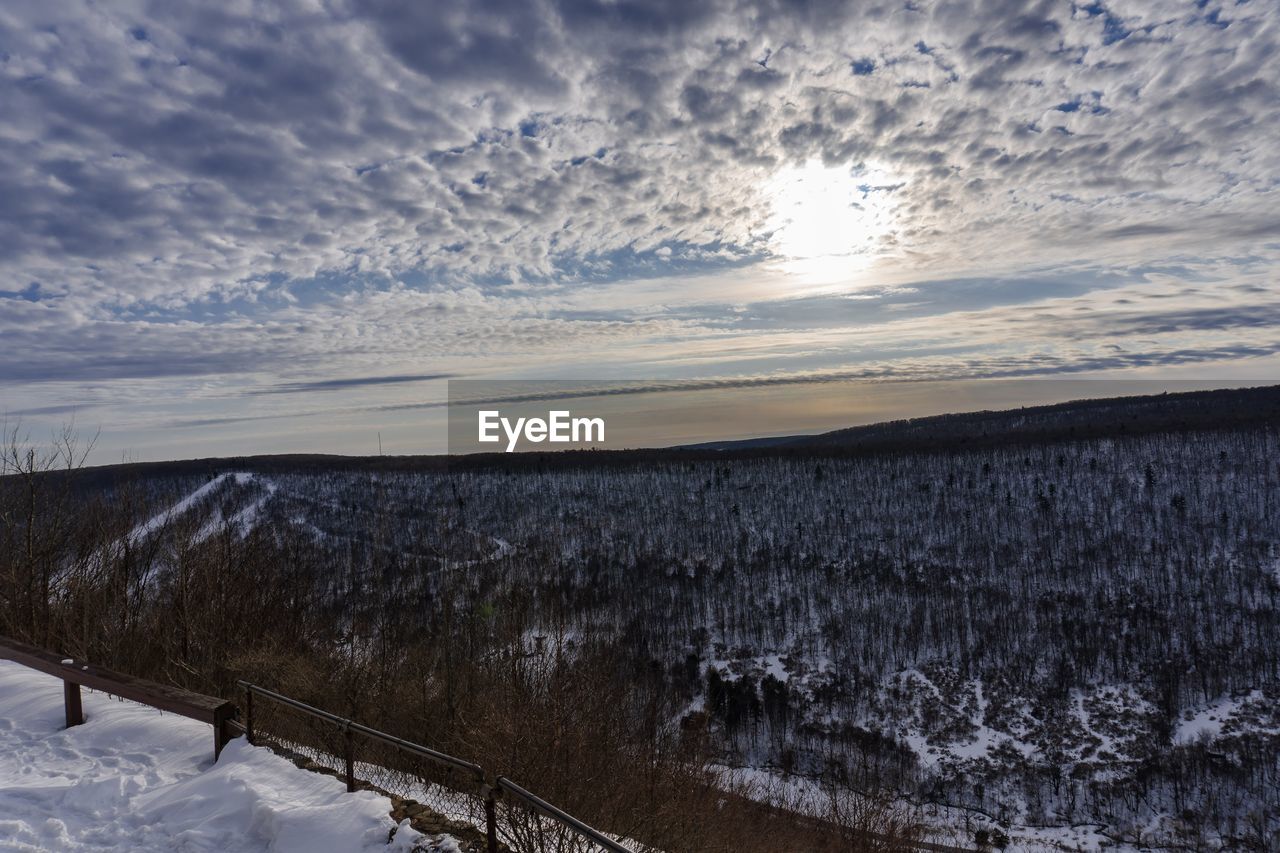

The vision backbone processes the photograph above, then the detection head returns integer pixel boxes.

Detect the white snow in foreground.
[0,660,448,853]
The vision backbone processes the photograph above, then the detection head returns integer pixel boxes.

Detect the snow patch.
[0,660,446,852]
[124,473,242,545]
[1175,691,1262,744]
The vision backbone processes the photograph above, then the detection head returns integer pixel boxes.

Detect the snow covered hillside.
[93,427,1280,846]
[0,661,453,852]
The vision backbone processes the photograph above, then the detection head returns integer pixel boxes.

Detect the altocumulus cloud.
[1,0,1278,454]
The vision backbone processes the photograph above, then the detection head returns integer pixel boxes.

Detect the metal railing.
[494,777,636,853]
[0,637,962,853]
[238,680,631,853]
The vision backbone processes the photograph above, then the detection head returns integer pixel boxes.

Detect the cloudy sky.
[1,0,1278,461]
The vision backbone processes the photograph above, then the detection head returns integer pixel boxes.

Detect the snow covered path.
[0,660,444,852]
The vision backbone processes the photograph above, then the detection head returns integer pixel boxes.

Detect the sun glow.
[763,160,900,284]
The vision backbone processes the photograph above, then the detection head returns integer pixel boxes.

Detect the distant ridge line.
[18,382,1280,484]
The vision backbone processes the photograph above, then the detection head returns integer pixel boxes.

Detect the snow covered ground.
[1174,690,1264,744]
[0,660,453,852]
[713,764,1138,852]
[126,472,276,547]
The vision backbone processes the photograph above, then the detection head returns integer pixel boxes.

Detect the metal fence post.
[211,683,630,853]
[244,686,255,746]
[484,784,499,853]
[344,723,355,793]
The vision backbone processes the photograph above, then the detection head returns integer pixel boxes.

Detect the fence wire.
[494,778,633,853]
[239,682,632,853]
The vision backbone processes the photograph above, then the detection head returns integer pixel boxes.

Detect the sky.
[1,0,1278,462]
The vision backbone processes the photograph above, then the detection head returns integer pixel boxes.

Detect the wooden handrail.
[0,635,237,759]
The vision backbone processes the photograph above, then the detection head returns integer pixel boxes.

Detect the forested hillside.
[4,399,1279,849]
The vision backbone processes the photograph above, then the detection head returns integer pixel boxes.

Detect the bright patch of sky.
[1,0,1278,460]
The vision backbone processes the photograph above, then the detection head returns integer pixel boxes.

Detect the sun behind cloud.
[763,160,902,286]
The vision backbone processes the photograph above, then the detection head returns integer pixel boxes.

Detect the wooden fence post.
[213,703,234,759]
[64,679,83,728]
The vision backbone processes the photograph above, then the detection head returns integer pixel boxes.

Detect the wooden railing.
[0,635,237,759]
